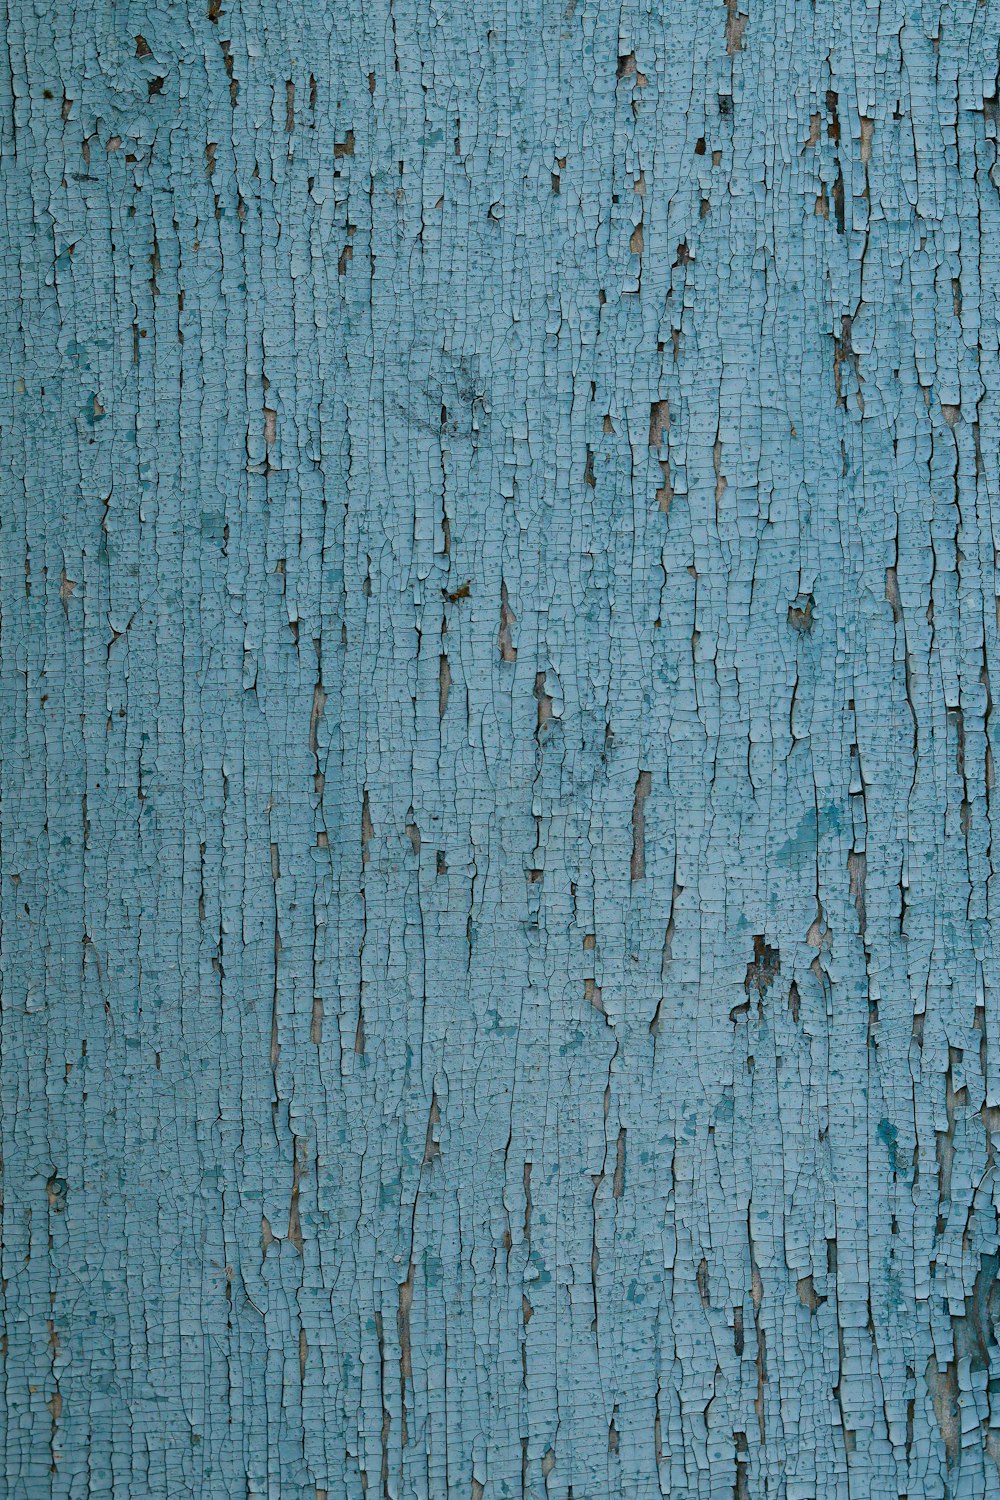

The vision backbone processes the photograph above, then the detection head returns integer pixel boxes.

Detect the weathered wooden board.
[4,0,1000,1495]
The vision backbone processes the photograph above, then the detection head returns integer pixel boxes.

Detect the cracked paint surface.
[5,0,1000,1495]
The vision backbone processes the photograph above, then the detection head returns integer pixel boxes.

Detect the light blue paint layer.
[4,0,1000,1495]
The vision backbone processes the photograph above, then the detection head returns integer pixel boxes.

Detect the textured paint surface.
[6,1,1000,1496]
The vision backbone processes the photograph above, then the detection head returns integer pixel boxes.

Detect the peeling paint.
[5,0,1000,1496]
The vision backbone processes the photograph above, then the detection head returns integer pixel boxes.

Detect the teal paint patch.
[4,0,1000,1497]
[878,1117,899,1174]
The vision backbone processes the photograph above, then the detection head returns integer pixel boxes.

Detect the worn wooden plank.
[4,0,1000,1495]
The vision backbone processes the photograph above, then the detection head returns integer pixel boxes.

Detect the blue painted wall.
[5,0,1000,1494]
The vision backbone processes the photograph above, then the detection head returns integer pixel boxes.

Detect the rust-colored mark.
[499,579,517,661]
[631,769,651,880]
[649,399,670,449]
